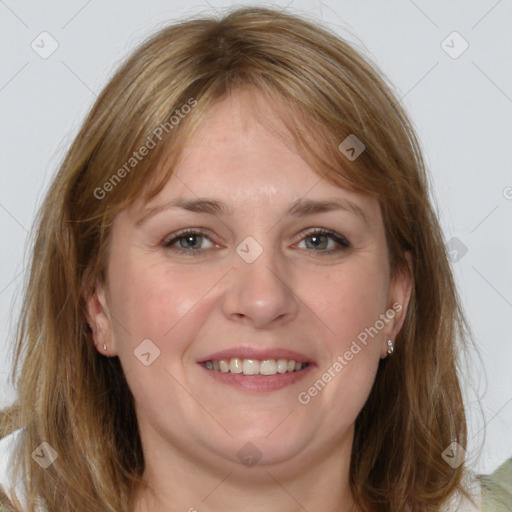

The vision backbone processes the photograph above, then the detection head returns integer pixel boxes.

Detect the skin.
[86,88,412,512]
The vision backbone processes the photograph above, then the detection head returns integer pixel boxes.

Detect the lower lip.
[198,363,315,392]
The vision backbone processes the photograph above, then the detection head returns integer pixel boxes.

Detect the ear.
[380,251,413,358]
[84,280,118,357]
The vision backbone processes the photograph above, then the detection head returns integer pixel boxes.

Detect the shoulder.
[477,458,512,512]
[0,429,48,511]
[441,458,512,512]
[0,428,26,509]
[442,470,482,512]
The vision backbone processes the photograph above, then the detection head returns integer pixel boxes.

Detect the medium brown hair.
[2,6,479,511]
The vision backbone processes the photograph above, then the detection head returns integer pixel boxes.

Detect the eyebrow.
[135,197,369,227]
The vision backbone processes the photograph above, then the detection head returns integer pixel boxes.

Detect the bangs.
[121,80,383,218]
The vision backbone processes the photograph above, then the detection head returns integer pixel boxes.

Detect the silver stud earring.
[103,344,108,351]
[387,339,394,355]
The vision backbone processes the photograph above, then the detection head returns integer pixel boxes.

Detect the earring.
[103,344,108,351]
[387,339,394,355]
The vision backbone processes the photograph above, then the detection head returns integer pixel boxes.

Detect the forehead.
[173,92,319,199]
[128,89,382,225]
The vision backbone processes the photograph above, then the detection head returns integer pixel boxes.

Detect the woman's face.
[87,89,411,473]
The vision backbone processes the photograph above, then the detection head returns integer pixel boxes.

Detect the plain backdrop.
[0,0,511,476]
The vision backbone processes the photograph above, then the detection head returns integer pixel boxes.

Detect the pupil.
[308,235,325,249]
[184,235,199,248]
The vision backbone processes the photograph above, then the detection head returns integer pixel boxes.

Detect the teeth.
[203,358,309,376]
[229,358,243,373]
[276,359,288,373]
[260,359,277,375]
[242,359,259,375]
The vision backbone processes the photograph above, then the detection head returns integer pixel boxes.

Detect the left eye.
[297,230,349,251]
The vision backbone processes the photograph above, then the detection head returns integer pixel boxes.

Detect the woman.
[0,6,509,511]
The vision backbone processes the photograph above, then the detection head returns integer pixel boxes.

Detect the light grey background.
[1,0,511,476]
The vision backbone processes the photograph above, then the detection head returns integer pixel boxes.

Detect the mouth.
[201,358,310,376]
[197,347,315,392]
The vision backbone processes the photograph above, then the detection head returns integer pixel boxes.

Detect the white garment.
[0,428,481,511]
[0,429,47,511]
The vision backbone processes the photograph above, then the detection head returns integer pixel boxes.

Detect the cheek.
[318,259,389,345]
[108,254,226,371]
[305,257,389,421]
[107,256,202,349]
[106,264,204,407]
[133,281,183,333]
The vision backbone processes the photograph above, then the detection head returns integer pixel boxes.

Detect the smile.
[203,358,310,376]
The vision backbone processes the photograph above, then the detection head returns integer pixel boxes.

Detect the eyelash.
[162,228,351,256]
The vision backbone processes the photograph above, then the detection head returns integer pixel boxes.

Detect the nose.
[221,240,299,329]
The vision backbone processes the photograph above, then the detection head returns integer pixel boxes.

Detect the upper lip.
[198,346,314,364]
